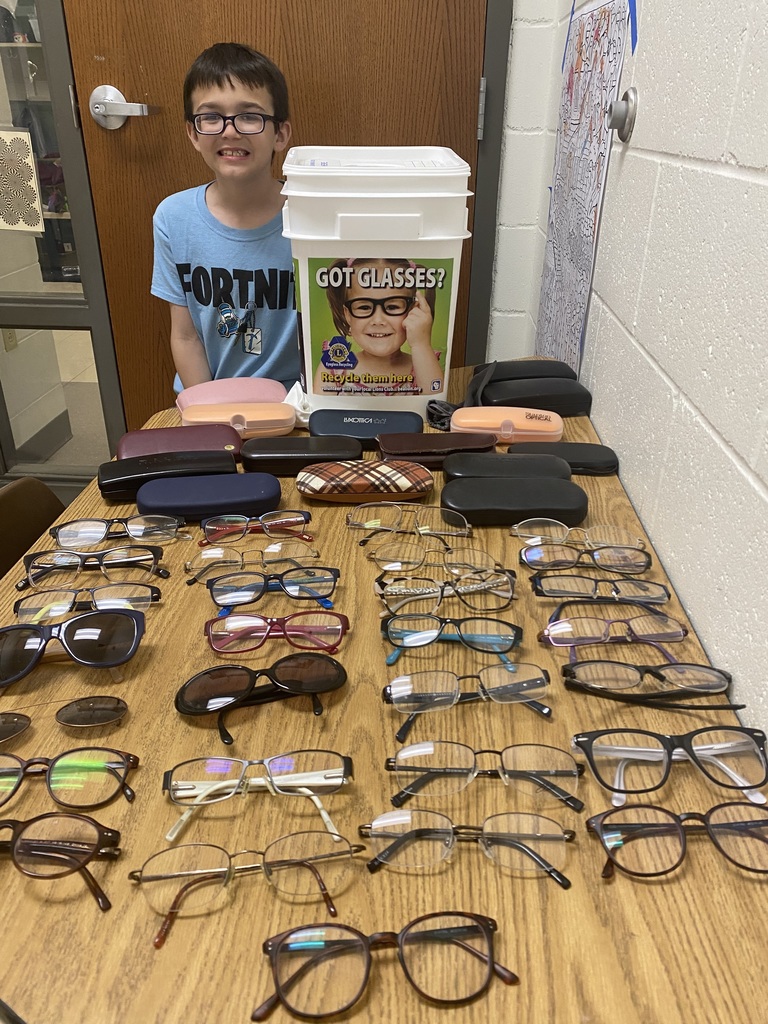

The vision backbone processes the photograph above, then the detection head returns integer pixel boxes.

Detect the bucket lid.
[281,146,471,194]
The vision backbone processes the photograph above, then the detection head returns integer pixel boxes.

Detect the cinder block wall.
[490,0,768,721]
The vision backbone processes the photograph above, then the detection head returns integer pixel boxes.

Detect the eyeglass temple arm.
[11,840,116,911]
[478,830,574,889]
[267,855,338,917]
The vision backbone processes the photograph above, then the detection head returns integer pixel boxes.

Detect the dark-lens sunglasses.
[0,610,145,688]
[175,653,347,745]
[0,696,129,746]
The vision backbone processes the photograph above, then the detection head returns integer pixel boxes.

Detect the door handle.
[89,85,159,130]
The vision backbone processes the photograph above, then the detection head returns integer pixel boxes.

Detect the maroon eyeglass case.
[116,424,243,460]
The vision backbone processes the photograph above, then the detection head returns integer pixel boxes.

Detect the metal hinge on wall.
[477,77,486,140]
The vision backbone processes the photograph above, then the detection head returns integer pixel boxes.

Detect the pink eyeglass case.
[180,402,296,438]
[175,377,287,411]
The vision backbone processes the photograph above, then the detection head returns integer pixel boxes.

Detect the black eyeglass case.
[479,377,592,417]
[136,472,281,520]
[308,408,423,449]
[442,452,572,481]
[440,477,588,527]
[508,442,619,476]
[472,358,577,382]
[98,450,239,502]
[240,435,364,475]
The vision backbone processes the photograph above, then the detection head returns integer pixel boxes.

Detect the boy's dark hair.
[325,257,436,338]
[183,42,290,122]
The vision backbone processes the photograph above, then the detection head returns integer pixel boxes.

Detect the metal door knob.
[89,85,159,129]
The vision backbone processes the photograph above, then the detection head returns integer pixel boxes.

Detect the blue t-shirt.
[151,184,301,391]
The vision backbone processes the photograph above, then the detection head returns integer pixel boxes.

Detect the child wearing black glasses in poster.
[313,257,444,396]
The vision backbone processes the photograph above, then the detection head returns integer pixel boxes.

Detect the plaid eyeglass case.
[296,460,434,503]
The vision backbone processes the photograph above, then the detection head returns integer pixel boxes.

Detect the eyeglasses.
[529,573,669,603]
[366,539,502,575]
[520,543,652,574]
[359,809,575,889]
[0,746,139,810]
[343,295,417,318]
[206,567,340,611]
[572,727,768,804]
[510,518,645,549]
[13,583,161,623]
[50,515,189,549]
[175,653,348,745]
[374,571,516,615]
[346,503,471,546]
[381,613,522,667]
[0,811,121,911]
[0,610,145,689]
[205,611,350,655]
[539,606,687,647]
[191,111,282,135]
[385,741,584,811]
[129,832,366,949]
[0,697,129,746]
[199,510,313,546]
[382,664,551,743]
[587,803,768,879]
[562,660,743,711]
[251,911,518,1021]
[184,542,320,585]
[18,545,169,591]
[162,750,354,842]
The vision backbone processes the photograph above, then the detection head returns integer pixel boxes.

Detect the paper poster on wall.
[302,256,454,399]
[0,129,44,233]
[535,0,632,372]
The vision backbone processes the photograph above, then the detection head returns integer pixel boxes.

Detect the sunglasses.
[175,653,348,745]
[0,610,145,689]
[0,697,129,746]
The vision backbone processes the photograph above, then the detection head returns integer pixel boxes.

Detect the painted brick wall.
[491,0,768,721]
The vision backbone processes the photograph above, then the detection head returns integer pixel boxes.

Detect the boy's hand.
[403,291,434,350]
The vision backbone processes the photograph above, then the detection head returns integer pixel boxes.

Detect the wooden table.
[0,378,761,1024]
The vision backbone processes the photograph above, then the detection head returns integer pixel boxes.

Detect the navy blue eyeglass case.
[136,472,281,521]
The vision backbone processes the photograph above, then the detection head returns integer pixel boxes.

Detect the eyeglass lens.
[344,296,415,318]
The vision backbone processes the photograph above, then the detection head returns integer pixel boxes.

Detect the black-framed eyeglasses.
[382,664,551,743]
[587,802,768,878]
[175,653,348,745]
[529,573,669,603]
[381,613,522,667]
[191,111,282,135]
[343,295,417,318]
[50,515,188,549]
[0,746,139,810]
[199,510,312,546]
[17,545,169,591]
[572,726,768,803]
[0,811,121,911]
[14,583,161,622]
[520,543,652,574]
[129,832,366,949]
[251,911,518,1020]
[359,809,575,888]
[0,610,145,689]
[206,567,340,611]
[385,741,584,811]
[562,660,743,711]
[374,570,516,616]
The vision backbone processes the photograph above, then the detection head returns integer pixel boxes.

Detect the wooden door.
[62,0,487,429]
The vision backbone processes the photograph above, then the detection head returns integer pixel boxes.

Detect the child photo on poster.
[309,256,453,397]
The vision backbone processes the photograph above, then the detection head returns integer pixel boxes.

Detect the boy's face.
[344,276,414,358]
[186,80,291,184]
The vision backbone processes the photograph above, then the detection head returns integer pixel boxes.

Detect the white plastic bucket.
[281,146,471,416]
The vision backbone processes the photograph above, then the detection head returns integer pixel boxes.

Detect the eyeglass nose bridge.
[471,749,508,786]
[368,931,400,951]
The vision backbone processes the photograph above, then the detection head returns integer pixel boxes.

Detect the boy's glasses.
[199,511,312,546]
[529,573,669,603]
[18,545,169,590]
[359,809,575,888]
[572,726,768,805]
[0,610,145,689]
[162,750,353,842]
[587,802,768,878]
[14,583,161,622]
[381,613,522,666]
[206,567,340,611]
[191,112,282,135]
[252,912,518,1021]
[385,741,584,811]
[205,611,350,655]
[562,660,743,711]
[175,653,348,745]
[129,832,365,949]
[50,515,188,549]
[0,747,139,810]
[343,295,416,318]
[0,811,121,911]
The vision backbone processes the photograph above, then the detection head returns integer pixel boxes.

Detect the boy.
[152,42,301,392]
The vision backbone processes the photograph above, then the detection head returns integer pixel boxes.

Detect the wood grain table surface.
[0,372,760,1024]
